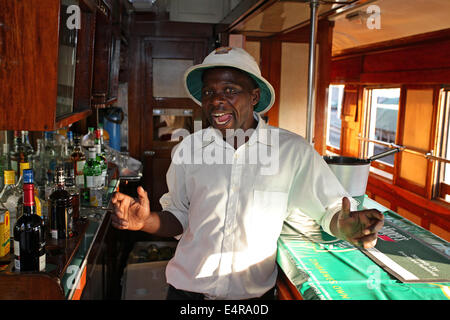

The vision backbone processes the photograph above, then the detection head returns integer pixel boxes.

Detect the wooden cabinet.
[91,0,121,108]
[0,0,97,131]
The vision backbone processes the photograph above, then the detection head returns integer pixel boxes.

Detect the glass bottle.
[81,127,95,153]
[13,169,46,272]
[48,168,73,239]
[43,131,57,186]
[32,139,46,188]
[16,162,42,224]
[66,130,75,154]
[94,129,107,188]
[64,165,80,222]
[0,201,10,257]
[0,170,21,237]
[21,131,34,161]
[71,135,86,188]
[10,131,28,180]
[0,143,11,191]
[83,148,102,205]
[99,122,110,148]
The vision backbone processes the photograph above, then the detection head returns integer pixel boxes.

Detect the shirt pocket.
[251,190,289,236]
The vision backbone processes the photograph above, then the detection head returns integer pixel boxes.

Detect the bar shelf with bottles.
[0,126,126,300]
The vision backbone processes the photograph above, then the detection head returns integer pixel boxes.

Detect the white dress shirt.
[160,113,356,299]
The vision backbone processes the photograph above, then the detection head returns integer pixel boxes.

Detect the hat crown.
[202,47,261,77]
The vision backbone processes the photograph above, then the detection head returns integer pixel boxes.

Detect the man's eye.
[225,87,237,94]
[202,90,212,97]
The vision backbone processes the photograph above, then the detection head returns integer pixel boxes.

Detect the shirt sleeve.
[159,158,190,233]
[286,142,358,236]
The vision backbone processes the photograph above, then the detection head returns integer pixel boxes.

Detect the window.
[326,85,344,151]
[362,88,401,178]
[435,88,450,201]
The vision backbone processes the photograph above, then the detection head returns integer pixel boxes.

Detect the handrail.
[357,137,450,165]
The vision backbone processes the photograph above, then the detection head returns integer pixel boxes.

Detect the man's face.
[201,67,260,136]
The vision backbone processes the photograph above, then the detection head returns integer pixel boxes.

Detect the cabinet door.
[91,1,121,108]
[0,0,95,131]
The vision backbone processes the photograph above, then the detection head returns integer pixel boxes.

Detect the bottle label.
[39,253,46,272]
[51,229,58,240]
[76,160,85,174]
[15,259,20,271]
[93,175,103,188]
[75,175,84,186]
[14,240,20,256]
[14,240,20,271]
[86,176,94,188]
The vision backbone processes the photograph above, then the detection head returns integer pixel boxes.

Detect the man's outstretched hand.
[336,197,384,249]
[111,186,150,231]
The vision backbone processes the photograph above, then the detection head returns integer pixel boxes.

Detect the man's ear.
[251,88,260,107]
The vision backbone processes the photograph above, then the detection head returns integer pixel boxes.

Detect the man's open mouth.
[212,112,233,125]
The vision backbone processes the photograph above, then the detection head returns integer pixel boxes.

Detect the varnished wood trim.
[276,265,303,300]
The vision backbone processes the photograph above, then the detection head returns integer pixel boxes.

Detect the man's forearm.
[140,210,184,238]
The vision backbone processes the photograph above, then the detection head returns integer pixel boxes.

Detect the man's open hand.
[111,186,150,231]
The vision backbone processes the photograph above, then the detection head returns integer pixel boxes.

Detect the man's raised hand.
[111,186,151,231]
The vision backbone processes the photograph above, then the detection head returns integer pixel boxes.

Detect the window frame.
[433,88,450,202]
[325,84,345,154]
[360,86,402,178]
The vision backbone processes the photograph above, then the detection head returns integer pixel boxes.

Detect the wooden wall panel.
[362,39,450,73]
[330,56,363,84]
[397,88,436,194]
[278,42,310,137]
[260,39,281,127]
[340,86,360,157]
[397,207,422,226]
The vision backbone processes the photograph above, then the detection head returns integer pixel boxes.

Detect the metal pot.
[323,148,401,197]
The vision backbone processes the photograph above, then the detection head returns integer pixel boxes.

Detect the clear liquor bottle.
[48,168,73,239]
[13,169,46,272]
[81,127,95,153]
[66,130,75,154]
[0,170,20,238]
[32,139,46,188]
[43,131,57,185]
[21,131,34,161]
[10,131,28,180]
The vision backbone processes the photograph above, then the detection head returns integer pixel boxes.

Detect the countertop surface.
[276,196,450,300]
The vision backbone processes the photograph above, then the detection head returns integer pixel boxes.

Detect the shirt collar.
[198,112,272,149]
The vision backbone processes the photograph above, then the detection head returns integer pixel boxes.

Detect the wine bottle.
[13,169,46,272]
[48,168,73,239]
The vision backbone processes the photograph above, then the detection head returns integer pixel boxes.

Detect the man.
[111,47,384,300]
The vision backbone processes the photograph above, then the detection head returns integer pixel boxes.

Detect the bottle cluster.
[0,126,110,273]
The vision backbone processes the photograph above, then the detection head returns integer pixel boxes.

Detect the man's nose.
[210,91,226,106]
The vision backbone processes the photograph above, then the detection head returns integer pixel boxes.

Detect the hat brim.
[184,64,275,114]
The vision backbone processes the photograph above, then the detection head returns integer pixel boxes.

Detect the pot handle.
[368,147,401,162]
